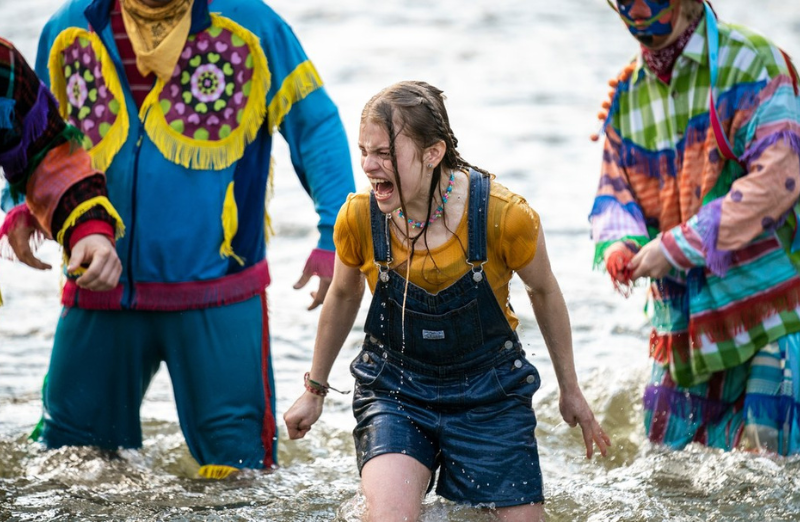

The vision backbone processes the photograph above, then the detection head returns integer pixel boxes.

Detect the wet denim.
[350,170,544,507]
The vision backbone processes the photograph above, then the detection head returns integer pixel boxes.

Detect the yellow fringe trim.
[49,28,130,172]
[198,464,239,480]
[56,196,126,247]
[267,60,323,134]
[139,14,270,170]
[263,156,275,243]
[220,181,244,265]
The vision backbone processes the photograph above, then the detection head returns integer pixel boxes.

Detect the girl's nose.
[362,154,380,172]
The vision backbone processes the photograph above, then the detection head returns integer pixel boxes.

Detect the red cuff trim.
[303,248,335,279]
[68,220,115,250]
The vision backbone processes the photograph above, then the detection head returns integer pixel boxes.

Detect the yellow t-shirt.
[333,179,540,330]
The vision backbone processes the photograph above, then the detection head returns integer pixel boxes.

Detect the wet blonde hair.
[360,81,488,241]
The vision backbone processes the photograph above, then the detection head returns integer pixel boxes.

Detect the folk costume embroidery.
[49,28,129,173]
[48,14,269,172]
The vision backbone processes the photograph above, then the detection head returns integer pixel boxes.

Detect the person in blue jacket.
[9,0,355,477]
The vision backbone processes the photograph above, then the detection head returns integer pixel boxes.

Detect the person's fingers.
[18,248,51,270]
[67,241,87,274]
[597,427,611,457]
[303,277,331,310]
[293,272,311,290]
[81,254,117,291]
[582,422,595,459]
[75,248,106,288]
[98,256,123,290]
[284,417,311,439]
[307,291,323,311]
[96,252,122,290]
[9,232,51,270]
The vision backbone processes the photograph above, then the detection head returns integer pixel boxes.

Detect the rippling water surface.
[2,0,800,520]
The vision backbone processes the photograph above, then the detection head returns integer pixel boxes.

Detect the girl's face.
[359,120,431,215]
[616,0,679,47]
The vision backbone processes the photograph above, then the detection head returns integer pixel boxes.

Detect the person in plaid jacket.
[0,37,122,306]
[592,0,800,454]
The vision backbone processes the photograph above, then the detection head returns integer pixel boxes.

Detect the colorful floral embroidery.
[49,28,129,172]
[141,14,269,170]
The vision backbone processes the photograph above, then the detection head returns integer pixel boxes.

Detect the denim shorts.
[350,345,544,507]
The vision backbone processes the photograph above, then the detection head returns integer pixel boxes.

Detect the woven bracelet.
[304,372,351,397]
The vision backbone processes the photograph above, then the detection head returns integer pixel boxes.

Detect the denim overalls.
[350,169,545,507]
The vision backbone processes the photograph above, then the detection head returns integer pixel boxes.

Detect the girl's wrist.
[304,372,351,398]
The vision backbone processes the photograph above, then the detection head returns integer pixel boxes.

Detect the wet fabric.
[41,294,277,468]
[644,330,800,455]
[334,176,540,330]
[350,170,544,507]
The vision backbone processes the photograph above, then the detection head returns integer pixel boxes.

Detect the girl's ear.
[425,140,446,168]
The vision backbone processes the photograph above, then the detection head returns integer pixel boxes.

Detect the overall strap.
[704,3,746,170]
[467,168,490,264]
[369,191,392,264]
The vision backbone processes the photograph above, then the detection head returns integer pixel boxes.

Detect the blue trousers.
[41,295,277,468]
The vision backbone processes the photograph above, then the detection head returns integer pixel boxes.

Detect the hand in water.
[560,389,611,459]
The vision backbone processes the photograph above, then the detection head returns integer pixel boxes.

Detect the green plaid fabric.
[610,19,789,155]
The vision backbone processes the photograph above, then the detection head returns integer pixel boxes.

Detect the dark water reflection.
[2,0,800,520]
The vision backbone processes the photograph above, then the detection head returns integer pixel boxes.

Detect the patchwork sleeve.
[589,127,650,268]
[0,39,121,246]
[260,12,355,252]
[662,73,800,275]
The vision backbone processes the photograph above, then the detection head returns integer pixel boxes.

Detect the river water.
[1,0,800,520]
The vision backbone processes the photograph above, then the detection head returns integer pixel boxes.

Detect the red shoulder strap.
[780,49,799,96]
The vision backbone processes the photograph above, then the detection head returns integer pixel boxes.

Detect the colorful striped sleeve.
[589,126,650,268]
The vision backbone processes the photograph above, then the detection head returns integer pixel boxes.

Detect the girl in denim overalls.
[285,81,610,522]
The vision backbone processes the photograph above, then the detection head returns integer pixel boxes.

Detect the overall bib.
[350,170,545,507]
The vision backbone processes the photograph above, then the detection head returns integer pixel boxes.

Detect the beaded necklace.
[396,170,456,229]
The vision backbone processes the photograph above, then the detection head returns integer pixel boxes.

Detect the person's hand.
[604,241,634,278]
[283,392,324,439]
[67,234,122,291]
[294,273,332,310]
[7,216,50,270]
[559,389,611,459]
[628,237,671,281]
[603,241,638,296]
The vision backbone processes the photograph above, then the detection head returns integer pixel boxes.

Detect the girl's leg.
[494,503,545,522]
[361,453,432,522]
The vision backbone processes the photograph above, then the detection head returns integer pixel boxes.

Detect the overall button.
[504,340,514,350]
[362,353,371,363]
[514,359,523,369]
[526,375,536,384]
